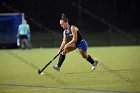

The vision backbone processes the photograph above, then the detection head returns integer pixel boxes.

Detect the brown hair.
[60,13,69,22]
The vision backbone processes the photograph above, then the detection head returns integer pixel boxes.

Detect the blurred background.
[0,0,140,48]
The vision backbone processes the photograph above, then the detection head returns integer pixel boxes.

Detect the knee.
[82,55,87,59]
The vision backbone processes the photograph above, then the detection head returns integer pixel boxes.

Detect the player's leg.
[53,44,77,71]
[57,46,76,68]
[77,39,98,70]
[19,35,25,49]
[23,35,30,49]
[79,49,98,70]
[24,39,31,49]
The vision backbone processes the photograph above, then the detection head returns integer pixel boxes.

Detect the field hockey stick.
[38,49,63,74]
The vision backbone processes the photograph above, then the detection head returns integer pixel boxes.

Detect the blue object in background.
[27,32,31,40]
[0,13,22,48]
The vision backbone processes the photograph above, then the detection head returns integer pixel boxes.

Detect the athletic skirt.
[75,39,88,51]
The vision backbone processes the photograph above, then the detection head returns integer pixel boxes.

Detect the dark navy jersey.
[64,26,83,43]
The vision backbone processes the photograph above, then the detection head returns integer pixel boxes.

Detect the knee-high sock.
[86,55,95,64]
[58,54,66,67]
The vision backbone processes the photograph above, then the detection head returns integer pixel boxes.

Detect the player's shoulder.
[19,24,22,26]
[70,25,79,31]
[19,24,23,28]
[70,25,76,29]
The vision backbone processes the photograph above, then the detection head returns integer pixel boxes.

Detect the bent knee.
[82,55,87,59]
[62,49,68,55]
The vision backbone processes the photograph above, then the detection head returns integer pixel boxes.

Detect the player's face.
[60,20,67,29]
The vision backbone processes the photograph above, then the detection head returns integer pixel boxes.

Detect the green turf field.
[0,46,140,93]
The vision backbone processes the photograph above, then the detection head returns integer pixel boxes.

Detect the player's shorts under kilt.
[19,35,28,39]
[75,39,88,51]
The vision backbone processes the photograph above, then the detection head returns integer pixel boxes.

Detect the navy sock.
[86,55,95,64]
[58,54,66,67]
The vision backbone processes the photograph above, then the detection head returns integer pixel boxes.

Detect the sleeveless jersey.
[64,26,83,43]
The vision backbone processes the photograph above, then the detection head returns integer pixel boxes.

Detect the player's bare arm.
[64,25,77,49]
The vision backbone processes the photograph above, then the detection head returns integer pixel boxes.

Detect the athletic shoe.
[91,60,98,70]
[53,65,60,71]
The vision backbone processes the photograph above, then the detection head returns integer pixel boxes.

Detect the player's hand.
[57,49,63,54]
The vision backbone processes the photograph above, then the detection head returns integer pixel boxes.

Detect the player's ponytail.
[60,13,69,22]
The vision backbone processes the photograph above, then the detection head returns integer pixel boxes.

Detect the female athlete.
[53,14,98,71]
